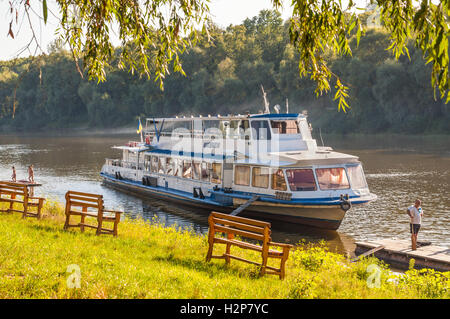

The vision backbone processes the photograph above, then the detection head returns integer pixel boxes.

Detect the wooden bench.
[0,181,45,219]
[63,191,123,236]
[206,212,293,279]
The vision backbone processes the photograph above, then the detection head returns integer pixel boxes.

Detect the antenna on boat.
[319,127,324,147]
[260,85,270,114]
[286,98,289,113]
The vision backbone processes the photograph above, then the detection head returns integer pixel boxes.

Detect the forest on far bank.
[0,10,449,135]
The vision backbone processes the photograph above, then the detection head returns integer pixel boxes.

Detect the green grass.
[0,200,448,299]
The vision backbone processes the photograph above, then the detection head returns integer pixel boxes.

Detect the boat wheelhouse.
[100,113,376,230]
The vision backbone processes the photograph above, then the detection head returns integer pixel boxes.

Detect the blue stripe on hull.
[211,189,375,206]
[101,173,348,230]
[101,173,227,208]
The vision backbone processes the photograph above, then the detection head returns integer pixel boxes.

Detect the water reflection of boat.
[132,196,356,255]
[101,112,376,230]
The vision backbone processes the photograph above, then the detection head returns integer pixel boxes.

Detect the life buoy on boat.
[339,194,352,211]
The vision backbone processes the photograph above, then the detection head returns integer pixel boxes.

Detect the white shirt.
[408,205,423,224]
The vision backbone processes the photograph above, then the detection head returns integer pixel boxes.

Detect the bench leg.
[259,261,267,277]
[80,207,87,232]
[22,201,28,219]
[8,194,15,213]
[96,214,103,236]
[113,213,120,237]
[80,215,86,232]
[64,214,70,230]
[259,232,270,277]
[206,243,213,262]
[225,233,234,265]
[36,199,44,219]
[225,244,231,264]
[260,248,269,277]
[279,247,290,280]
[205,223,215,262]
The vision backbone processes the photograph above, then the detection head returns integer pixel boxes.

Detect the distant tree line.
[0,10,448,134]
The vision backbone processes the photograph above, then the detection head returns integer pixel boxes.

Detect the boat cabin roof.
[146,113,305,123]
[112,145,148,153]
[234,150,359,167]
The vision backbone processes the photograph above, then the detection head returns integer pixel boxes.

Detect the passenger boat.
[100,111,377,230]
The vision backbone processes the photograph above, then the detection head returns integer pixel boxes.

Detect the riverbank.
[1,124,449,140]
[0,200,448,299]
[0,125,137,136]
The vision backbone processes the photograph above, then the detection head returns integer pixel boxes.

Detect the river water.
[0,133,448,255]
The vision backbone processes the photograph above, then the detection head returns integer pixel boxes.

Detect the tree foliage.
[1,10,449,134]
[8,0,210,86]
[5,0,450,111]
[273,0,450,110]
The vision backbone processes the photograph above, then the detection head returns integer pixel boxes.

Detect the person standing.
[11,166,16,182]
[407,199,423,250]
[28,165,35,183]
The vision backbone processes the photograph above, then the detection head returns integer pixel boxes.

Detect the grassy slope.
[0,201,448,299]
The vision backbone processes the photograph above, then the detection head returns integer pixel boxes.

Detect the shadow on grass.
[26,223,61,234]
[27,223,96,238]
[152,254,261,280]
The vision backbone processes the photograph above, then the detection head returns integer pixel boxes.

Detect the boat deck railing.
[105,159,144,170]
[145,131,251,141]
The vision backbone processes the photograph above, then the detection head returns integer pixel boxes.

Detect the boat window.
[271,169,287,191]
[211,163,222,184]
[151,156,159,173]
[251,120,271,140]
[219,120,251,139]
[161,120,192,132]
[315,168,350,190]
[182,161,192,179]
[192,119,203,136]
[174,159,183,177]
[166,158,174,175]
[252,167,269,188]
[158,157,165,174]
[201,162,210,182]
[347,165,367,189]
[223,120,239,139]
[202,120,220,137]
[144,155,151,171]
[270,120,299,134]
[286,169,317,191]
[192,161,201,180]
[234,165,250,186]
[239,120,250,140]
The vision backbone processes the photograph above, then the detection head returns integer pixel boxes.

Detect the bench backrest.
[0,182,28,197]
[65,191,103,214]
[209,212,272,244]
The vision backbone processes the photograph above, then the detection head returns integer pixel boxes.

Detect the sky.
[0,0,295,61]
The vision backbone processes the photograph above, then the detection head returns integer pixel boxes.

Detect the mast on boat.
[260,85,270,114]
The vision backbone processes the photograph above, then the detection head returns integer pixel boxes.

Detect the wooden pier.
[355,239,450,272]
